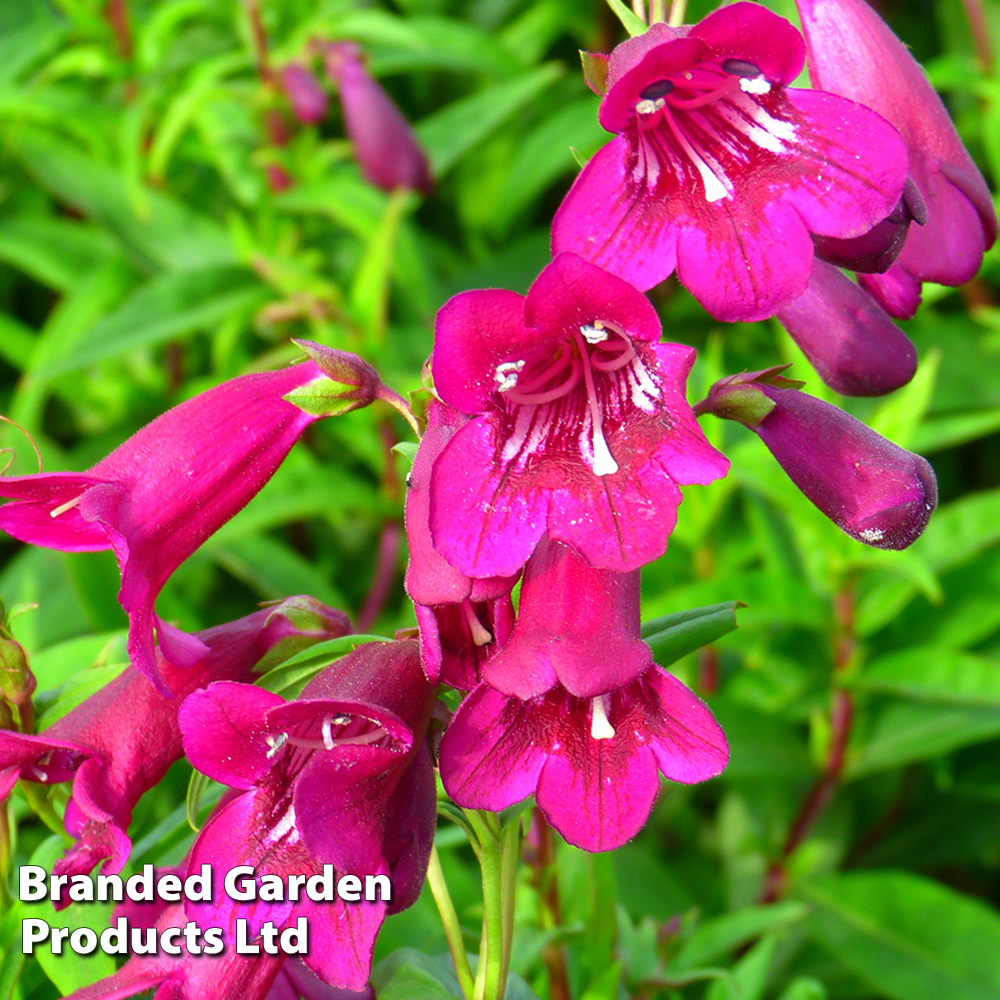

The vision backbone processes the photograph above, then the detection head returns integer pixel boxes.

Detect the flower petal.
[552,136,680,294]
[438,684,548,810]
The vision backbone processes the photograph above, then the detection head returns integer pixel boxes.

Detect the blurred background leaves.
[0,0,999,997]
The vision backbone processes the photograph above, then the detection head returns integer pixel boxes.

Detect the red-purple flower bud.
[795,0,997,317]
[776,262,917,396]
[698,370,937,548]
[280,63,329,124]
[324,43,433,196]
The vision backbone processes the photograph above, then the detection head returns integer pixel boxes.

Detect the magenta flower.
[429,253,728,578]
[796,0,998,318]
[324,43,433,196]
[551,2,909,322]
[0,598,350,883]
[281,63,329,124]
[697,368,937,548]
[59,903,285,1000]
[439,667,727,852]
[482,538,652,699]
[179,640,436,991]
[405,398,518,685]
[776,261,917,396]
[0,363,329,689]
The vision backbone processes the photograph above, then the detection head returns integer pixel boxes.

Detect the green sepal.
[283,375,367,417]
[580,51,609,94]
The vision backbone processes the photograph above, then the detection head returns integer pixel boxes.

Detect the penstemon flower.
[0,354,375,691]
[551,2,909,322]
[428,252,728,578]
[0,598,350,884]
[794,0,998,318]
[439,667,727,852]
[405,398,518,686]
[179,640,436,991]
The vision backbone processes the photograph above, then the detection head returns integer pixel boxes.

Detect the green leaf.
[641,602,741,666]
[370,949,464,1000]
[802,870,1000,1000]
[848,702,1000,778]
[415,63,564,176]
[0,215,117,292]
[602,0,649,36]
[855,647,1000,707]
[775,978,827,1000]
[186,769,212,831]
[705,934,777,1000]
[868,349,939,449]
[670,903,808,971]
[257,635,389,697]
[12,129,235,272]
[912,405,1000,454]
[31,265,269,379]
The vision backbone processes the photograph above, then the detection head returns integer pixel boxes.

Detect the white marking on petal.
[590,696,616,740]
[737,94,798,143]
[591,429,619,476]
[269,804,297,843]
[628,358,660,411]
[714,101,788,155]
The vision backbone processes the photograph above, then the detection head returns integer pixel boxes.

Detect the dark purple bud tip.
[753,385,938,550]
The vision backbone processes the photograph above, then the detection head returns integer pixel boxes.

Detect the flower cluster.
[0,1,990,997]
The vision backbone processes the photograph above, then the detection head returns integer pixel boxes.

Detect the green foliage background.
[1,0,999,997]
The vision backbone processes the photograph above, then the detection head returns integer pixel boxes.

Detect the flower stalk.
[427,844,476,1000]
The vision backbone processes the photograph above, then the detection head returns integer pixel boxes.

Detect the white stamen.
[322,715,335,750]
[590,696,616,740]
[635,97,665,115]
[495,360,525,392]
[265,732,288,758]
[50,495,82,518]
[580,323,609,344]
[740,76,771,94]
[591,430,619,476]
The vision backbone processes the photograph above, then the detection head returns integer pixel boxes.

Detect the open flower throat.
[494,320,659,478]
[265,712,396,762]
[627,57,797,204]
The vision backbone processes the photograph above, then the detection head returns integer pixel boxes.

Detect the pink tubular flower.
[439,667,727,852]
[0,363,330,689]
[0,598,350,883]
[795,0,998,318]
[281,63,329,124]
[59,904,286,1000]
[482,538,652,699]
[697,368,937,548]
[551,2,909,322]
[775,261,917,396]
[405,398,518,686]
[179,640,436,991]
[324,43,433,196]
[429,253,728,578]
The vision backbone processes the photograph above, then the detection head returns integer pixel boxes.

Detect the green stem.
[649,0,666,24]
[667,0,687,26]
[464,810,510,1000]
[498,819,521,989]
[428,845,476,1000]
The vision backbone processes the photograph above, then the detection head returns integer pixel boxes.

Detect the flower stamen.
[590,695,616,740]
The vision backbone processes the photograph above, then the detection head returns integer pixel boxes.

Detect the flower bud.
[324,42,433,196]
[280,63,329,124]
[776,262,917,396]
[699,371,937,548]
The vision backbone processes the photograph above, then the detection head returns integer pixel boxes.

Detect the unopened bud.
[280,63,329,124]
[777,262,917,397]
[285,340,383,417]
[699,374,937,549]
